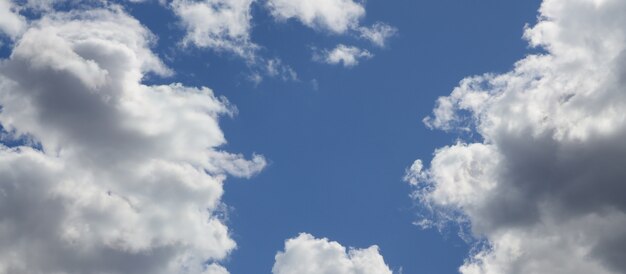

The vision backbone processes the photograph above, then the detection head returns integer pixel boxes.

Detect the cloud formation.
[272,233,392,274]
[409,0,626,273]
[171,0,257,59]
[266,0,397,48]
[0,0,25,38]
[314,44,372,67]
[0,6,264,274]
[266,0,365,34]
[357,22,397,48]
[168,0,395,72]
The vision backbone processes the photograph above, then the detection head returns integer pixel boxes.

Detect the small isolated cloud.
[272,233,392,274]
[314,44,373,67]
[247,58,298,86]
[311,78,319,90]
[0,5,265,273]
[170,0,258,59]
[409,0,626,273]
[248,72,263,86]
[358,22,398,47]
[266,0,365,34]
[265,58,298,81]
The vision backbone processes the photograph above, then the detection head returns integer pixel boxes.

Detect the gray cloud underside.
[409,0,626,273]
[0,6,264,274]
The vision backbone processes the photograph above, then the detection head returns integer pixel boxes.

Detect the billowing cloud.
[357,22,397,48]
[272,233,392,274]
[0,6,264,274]
[409,0,626,273]
[0,0,25,38]
[314,44,372,67]
[171,0,258,59]
[266,0,365,34]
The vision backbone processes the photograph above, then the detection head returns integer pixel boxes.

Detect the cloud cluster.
[0,6,264,274]
[166,0,395,73]
[272,233,392,274]
[169,0,303,83]
[157,0,394,70]
[409,0,626,273]
[314,44,372,67]
[266,0,396,67]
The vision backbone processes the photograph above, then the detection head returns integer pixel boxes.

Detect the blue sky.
[2,0,626,273]
[129,0,541,272]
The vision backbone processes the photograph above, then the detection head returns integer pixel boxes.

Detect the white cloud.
[169,0,395,71]
[170,0,302,82]
[170,0,258,59]
[410,0,626,273]
[315,44,372,67]
[358,22,397,47]
[0,0,26,38]
[265,0,396,66]
[266,0,365,34]
[265,0,398,49]
[272,233,392,274]
[0,6,265,274]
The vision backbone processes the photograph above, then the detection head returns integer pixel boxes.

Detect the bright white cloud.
[171,0,258,59]
[358,22,397,47]
[272,233,392,274]
[0,0,26,38]
[409,0,626,273]
[315,44,372,67]
[267,0,365,34]
[0,6,265,274]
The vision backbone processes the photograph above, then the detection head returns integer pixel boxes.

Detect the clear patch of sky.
[131,1,543,273]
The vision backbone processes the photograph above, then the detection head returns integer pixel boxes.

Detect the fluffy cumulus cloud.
[266,0,365,34]
[265,0,397,48]
[408,0,626,273]
[314,44,372,67]
[170,0,257,58]
[0,5,265,274]
[272,233,392,274]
